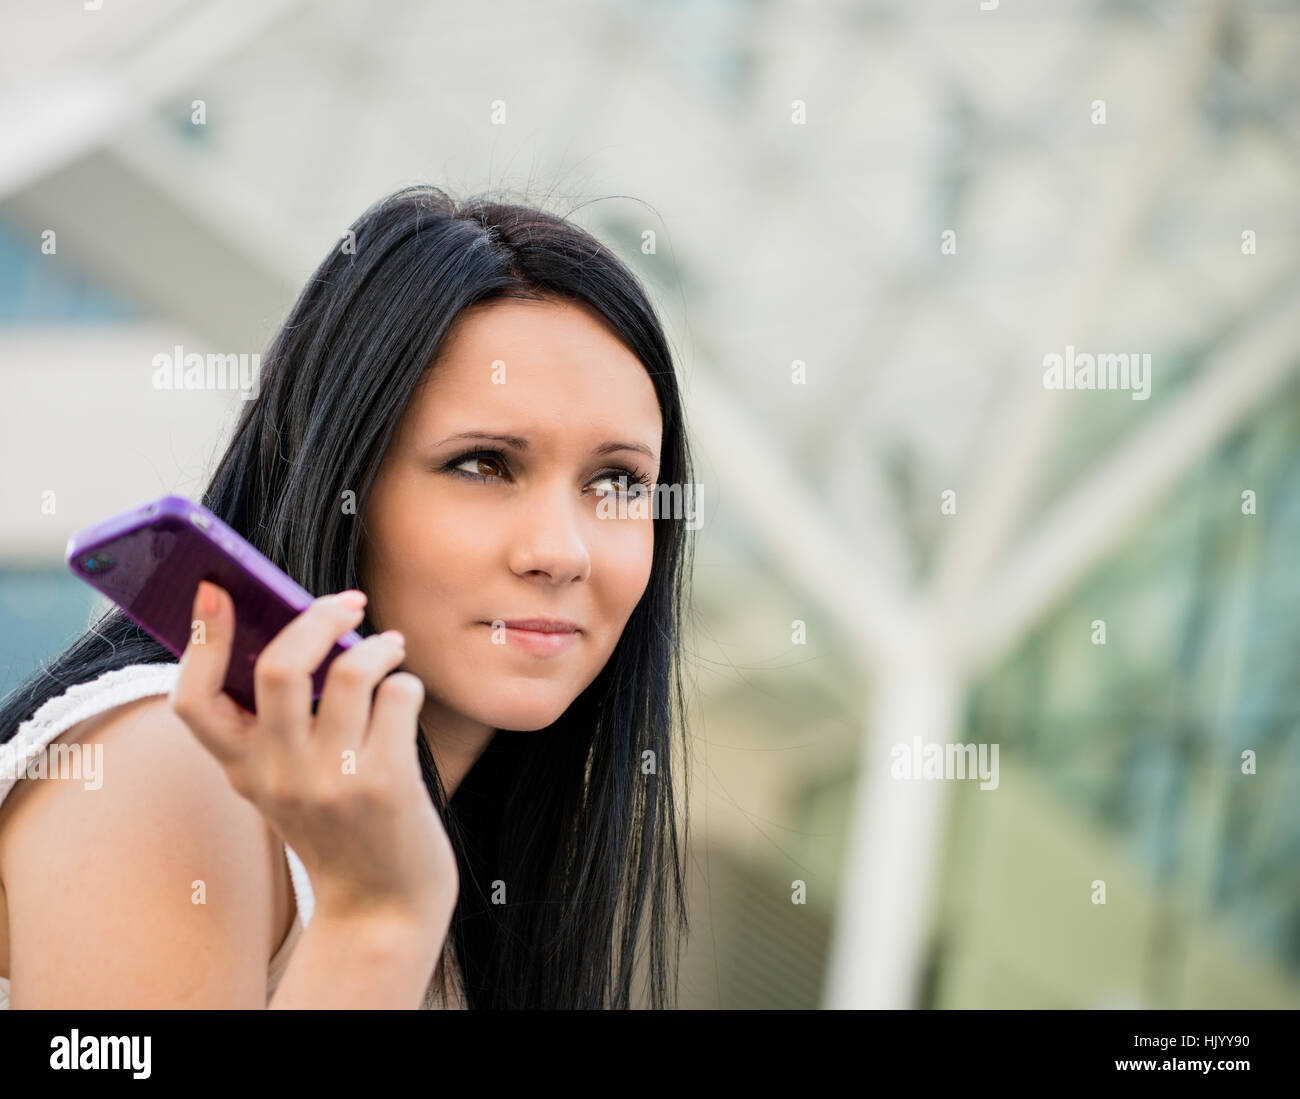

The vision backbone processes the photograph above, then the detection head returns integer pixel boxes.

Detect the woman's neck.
[419,707,496,800]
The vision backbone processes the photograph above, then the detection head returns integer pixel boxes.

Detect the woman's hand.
[168,581,458,928]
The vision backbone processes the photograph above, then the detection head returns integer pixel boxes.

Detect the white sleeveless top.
[0,662,464,1009]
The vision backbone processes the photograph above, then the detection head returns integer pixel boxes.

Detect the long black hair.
[0,183,695,1009]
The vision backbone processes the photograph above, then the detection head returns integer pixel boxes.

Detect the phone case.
[66,494,363,713]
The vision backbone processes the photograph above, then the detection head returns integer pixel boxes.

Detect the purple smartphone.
[66,494,363,713]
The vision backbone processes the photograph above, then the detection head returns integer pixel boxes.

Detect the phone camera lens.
[82,552,115,574]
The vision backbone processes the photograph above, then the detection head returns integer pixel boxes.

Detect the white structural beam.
[822,629,962,1009]
[686,366,913,671]
[0,0,309,202]
[3,146,295,351]
[963,280,1300,680]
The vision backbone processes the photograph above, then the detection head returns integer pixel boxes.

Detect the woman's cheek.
[597,521,655,619]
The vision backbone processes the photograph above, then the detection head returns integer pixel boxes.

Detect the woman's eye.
[591,472,647,497]
[453,454,507,479]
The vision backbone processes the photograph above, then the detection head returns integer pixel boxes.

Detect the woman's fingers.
[364,671,427,771]
[251,591,368,747]
[314,631,409,756]
[170,580,246,763]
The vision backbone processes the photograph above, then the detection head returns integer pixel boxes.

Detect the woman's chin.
[482,704,570,732]
[470,690,573,733]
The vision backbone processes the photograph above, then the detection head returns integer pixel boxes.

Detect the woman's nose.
[506,490,592,584]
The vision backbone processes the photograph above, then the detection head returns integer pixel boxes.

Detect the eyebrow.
[432,431,658,462]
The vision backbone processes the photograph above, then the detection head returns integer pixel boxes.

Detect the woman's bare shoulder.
[0,694,293,1001]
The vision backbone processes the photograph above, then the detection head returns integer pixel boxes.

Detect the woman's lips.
[480,621,579,656]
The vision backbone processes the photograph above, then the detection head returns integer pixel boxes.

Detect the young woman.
[0,184,695,1009]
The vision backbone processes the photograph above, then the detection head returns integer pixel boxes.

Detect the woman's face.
[360,296,662,733]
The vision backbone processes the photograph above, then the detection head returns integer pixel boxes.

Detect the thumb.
[171,580,246,758]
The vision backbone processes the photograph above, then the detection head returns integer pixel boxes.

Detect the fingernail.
[337,590,367,610]
[197,582,218,617]
[380,629,405,646]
